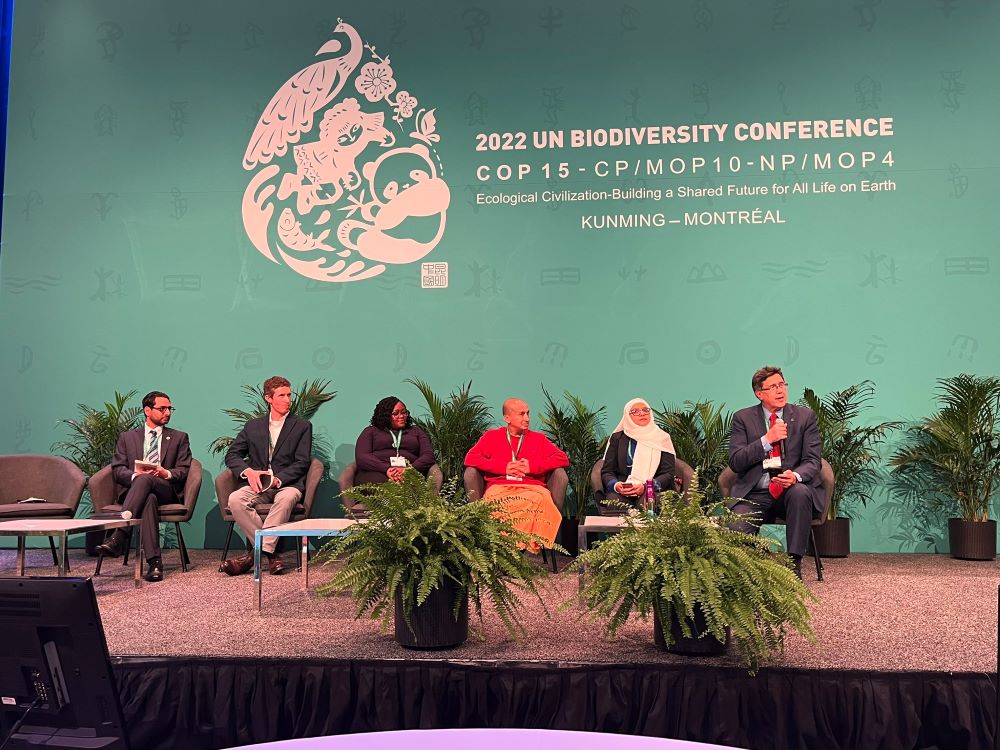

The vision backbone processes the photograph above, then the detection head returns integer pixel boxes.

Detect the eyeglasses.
[391,410,410,417]
[758,382,788,393]
[629,407,651,416]
[150,406,176,413]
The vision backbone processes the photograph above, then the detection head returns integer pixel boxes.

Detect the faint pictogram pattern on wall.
[541,342,568,368]
[14,420,31,452]
[695,340,721,365]
[688,263,726,283]
[855,0,879,31]
[620,5,640,32]
[940,70,965,113]
[948,164,968,198]
[462,8,491,49]
[761,259,827,280]
[242,20,450,284]
[97,22,124,62]
[944,257,989,276]
[948,335,977,362]
[3,274,61,294]
[619,342,649,366]
[162,346,188,372]
[18,347,33,374]
[865,335,887,365]
[859,250,898,288]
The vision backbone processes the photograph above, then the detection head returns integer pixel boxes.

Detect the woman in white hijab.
[599,397,676,514]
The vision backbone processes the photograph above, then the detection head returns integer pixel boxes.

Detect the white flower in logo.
[355,60,397,103]
[394,90,418,119]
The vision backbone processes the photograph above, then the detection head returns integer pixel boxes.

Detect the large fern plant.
[317,470,550,637]
[53,390,143,477]
[890,373,1000,523]
[538,386,607,522]
[654,400,733,504]
[406,378,493,483]
[208,379,336,456]
[800,381,901,520]
[571,476,815,671]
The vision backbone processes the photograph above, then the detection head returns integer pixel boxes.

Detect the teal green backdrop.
[2,1,998,552]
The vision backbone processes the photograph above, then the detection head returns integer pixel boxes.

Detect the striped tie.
[146,430,160,464]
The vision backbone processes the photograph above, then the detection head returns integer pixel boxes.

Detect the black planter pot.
[813,517,851,558]
[653,605,729,656]
[948,518,997,561]
[557,517,580,557]
[393,577,469,649]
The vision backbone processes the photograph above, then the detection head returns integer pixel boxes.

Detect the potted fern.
[890,374,1000,561]
[799,381,901,557]
[654,400,733,505]
[571,477,814,671]
[538,387,607,555]
[318,470,550,649]
[406,378,493,484]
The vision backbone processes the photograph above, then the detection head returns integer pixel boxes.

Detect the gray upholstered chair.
[462,466,568,572]
[590,456,695,512]
[215,457,325,568]
[337,462,444,518]
[89,458,203,572]
[718,458,835,581]
[0,454,86,566]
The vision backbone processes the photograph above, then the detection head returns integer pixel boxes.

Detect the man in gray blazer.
[222,375,313,576]
[727,365,822,578]
[98,390,192,582]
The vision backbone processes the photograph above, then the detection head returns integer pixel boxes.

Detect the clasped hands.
[770,470,798,488]
[244,468,279,493]
[137,464,170,480]
[387,466,407,483]
[505,458,530,479]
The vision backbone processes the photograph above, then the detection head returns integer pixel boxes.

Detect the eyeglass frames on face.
[629,407,651,416]
[758,382,788,392]
[150,406,176,412]
[391,410,410,416]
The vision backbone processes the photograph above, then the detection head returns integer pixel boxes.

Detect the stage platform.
[0,549,996,749]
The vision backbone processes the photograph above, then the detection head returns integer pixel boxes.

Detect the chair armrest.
[300,458,325,518]
[215,468,239,516]
[463,467,485,501]
[88,465,116,512]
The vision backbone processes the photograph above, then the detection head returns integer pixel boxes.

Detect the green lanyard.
[506,429,524,461]
[390,430,403,456]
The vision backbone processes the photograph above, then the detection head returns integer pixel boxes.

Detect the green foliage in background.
[654,401,733,505]
[53,390,143,477]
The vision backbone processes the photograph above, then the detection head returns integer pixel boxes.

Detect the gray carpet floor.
[1,549,996,672]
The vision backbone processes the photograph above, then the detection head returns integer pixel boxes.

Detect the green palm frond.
[568,475,815,672]
[52,390,143,476]
[889,374,1000,522]
[799,381,902,519]
[209,379,336,456]
[317,471,552,638]
[653,400,733,504]
[406,378,493,483]
[538,386,607,521]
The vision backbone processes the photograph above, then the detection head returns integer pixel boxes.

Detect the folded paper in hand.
[134,459,159,472]
[258,471,274,492]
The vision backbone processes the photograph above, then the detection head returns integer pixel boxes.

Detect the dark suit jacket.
[111,426,192,500]
[601,430,674,492]
[225,413,313,492]
[727,402,822,512]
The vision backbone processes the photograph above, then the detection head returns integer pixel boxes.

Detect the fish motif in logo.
[241,19,450,283]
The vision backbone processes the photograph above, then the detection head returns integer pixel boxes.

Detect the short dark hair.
[751,366,784,392]
[142,391,170,409]
[370,396,412,430]
[263,375,291,398]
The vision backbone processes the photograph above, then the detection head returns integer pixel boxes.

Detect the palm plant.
[800,381,901,520]
[538,386,607,522]
[890,373,1000,523]
[570,476,815,672]
[208,378,336,457]
[317,470,550,639]
[654,400,733,504]
[52,390,143,477]
[406,378,493,483]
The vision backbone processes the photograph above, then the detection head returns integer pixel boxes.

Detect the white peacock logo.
[241,20,450,283]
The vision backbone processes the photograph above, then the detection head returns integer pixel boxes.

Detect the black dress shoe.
[96,530,127,558]
[792,556,803,580]
[144,559,163,583]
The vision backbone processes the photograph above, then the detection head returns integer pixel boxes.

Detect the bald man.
[464,398,569,550]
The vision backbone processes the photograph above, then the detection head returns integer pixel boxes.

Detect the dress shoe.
[144,558,163,583]
[267,554,286,576]
[221,553,254,576]
[791,555,803,580]
[96,530,127,558]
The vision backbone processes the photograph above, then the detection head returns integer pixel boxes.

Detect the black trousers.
[120,474,178,559]
[729,483,817,557]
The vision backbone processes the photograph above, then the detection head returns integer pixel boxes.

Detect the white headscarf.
[610,398,675,482]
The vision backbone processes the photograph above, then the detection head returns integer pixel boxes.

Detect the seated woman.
[600,397,675,515]
[355,396,436,485]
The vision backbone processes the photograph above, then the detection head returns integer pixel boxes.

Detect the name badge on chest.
[390,456,407,468]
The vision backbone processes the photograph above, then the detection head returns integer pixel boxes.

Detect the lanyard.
[626,438,635,466]
[390,430,403,456]
[506,429,524,461]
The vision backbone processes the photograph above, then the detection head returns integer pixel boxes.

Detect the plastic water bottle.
[644,480,655,514]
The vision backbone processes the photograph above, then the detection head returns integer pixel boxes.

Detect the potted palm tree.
[571,477,815,671]
[799,381,901,557]
[405,378,493,483]
[654,400,733,504]
[890,374,1000,561]
[538,387,607,555]
[318,471,550,648]
[53,390,144,554]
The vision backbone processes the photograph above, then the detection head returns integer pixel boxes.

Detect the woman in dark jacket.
[599,397,675,515]
[354,395,436,484]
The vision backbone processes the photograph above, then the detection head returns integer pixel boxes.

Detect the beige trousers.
[227,485,302,554]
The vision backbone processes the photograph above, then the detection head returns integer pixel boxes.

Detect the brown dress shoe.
[221,553,254,576]
[267,554,286,576]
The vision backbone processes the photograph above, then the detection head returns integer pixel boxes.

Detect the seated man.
[464,398,569,550]
[727,365,823,579]
[222,375,313,576]
[98,390,192,583]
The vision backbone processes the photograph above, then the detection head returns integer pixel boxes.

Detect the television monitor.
[0,577,129,749]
